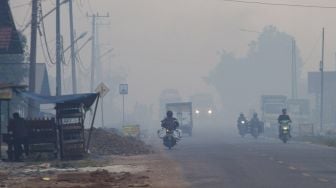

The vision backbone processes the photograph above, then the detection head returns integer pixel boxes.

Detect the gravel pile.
[85,128,152,156]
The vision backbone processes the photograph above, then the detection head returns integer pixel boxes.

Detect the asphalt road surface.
[164,127,336,188]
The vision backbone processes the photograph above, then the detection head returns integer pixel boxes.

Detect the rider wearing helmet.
[278,109,291,123]
[278,109,292,137]
[237,113,247,124]
[161,110,179,131]
[249,112,260,129]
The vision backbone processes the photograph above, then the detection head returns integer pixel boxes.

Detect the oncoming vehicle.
[190,93,216,119]
[279,120,291,143]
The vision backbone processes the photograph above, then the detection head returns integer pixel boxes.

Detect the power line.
[40,3,56,65]
[221,0,336,9]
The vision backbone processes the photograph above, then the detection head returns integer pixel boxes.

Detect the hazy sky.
[9,0,336,113]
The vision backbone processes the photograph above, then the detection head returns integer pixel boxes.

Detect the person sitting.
[278,109,292,138]
[161,110,179,131]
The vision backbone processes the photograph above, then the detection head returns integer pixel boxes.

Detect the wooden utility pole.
[56,0,62,96]
[68,0,77,94]
[28,0,39,117]
[88,13,109,92]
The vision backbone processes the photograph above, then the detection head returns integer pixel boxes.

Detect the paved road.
[164,128,336,188]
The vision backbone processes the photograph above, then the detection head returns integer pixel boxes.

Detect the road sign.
[0,88,12,100]
[95,82,110,97]
[119,84,128,95]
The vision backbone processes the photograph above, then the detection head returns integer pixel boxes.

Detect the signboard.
[0,88,12,100]
[122,124,140,137]
[95,82,110,97]
[119,84,128,95]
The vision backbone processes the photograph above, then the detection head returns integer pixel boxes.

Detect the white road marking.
[288,166,296,170]
[318,178,329,182]
[302,173,311,177]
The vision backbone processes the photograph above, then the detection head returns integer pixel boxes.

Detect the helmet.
[253,112,258,117]
[282,108,287,114]
[167,110,173,117]
[239,113,244,117]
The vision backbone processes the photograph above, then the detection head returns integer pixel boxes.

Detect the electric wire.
[40,2,56,65]
[221,0,336,9]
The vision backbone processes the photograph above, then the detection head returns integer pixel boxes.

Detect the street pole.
[88,13,110,92]
[320,28,325,133]
[90,15,96,92]
[68,0,77,94]
[56,0,62,96]
[29,0,38,117]
[291,39,298,99]
[101,97,104,128]
[122,95,125,126]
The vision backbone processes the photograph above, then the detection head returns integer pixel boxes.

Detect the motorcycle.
[279,120,291,143]
[237,120,247,137]
[251,125,259,139]
[158,128,181,149]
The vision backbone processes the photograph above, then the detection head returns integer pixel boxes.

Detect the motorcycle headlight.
[282,126,289,130]
[241,121,245,124]
[208,110,212,114]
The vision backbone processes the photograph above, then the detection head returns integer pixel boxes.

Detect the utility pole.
[89,14,96,92]
[88,13,109,92]
[28,0,39,117]
[68,0,77,94]
[320,28,325,133]
[56,0,62,96]
[291,39,298,99]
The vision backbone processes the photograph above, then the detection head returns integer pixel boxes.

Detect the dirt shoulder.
[0,150,189,188]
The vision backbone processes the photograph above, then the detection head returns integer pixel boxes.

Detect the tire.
[282,135,288,143]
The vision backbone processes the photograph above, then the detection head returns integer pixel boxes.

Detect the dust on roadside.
[0,128,189,188]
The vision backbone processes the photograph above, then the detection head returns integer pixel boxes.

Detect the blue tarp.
[15,90,99,108]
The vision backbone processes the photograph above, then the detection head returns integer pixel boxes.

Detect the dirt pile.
[86,128,152,156]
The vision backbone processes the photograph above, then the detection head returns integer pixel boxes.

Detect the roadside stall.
[14,90,99,160]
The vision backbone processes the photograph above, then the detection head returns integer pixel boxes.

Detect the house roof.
[0,0,23,54]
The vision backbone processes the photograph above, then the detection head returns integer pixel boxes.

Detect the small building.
[0,63,50,117]
[308,71,336,128]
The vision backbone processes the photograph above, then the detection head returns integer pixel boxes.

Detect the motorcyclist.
[161,110,179,131]
[237,113,247,124]
[249,113,260,128]
[278,108,292,138]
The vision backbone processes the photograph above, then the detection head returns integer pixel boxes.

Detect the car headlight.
[195,110,200,114]
[208,110,212,114]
